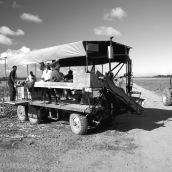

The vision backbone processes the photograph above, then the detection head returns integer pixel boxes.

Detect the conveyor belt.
[104,76,143,113]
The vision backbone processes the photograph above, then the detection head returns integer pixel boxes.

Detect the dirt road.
[0,84,172,172]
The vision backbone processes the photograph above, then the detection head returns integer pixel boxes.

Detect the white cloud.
[20,46,30,53]
[20,12,43,23]
[0,46,31,59]
[104,7,127,20]
[12,1,22,9]
[0,34,13,45]
[94,26,121,37]
[0,26,24,36]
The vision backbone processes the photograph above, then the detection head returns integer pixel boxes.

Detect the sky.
[0,0,172,77]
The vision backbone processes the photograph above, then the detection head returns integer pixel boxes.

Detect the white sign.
[108,46,114,59]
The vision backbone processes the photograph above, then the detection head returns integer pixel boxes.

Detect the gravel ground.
[0,84,172,172]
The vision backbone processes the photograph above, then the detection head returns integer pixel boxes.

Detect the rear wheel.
[69,113,88,135]
[162,88,172,106]
[17,105,28,122]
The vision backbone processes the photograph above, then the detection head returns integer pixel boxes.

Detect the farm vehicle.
[162,77,172,106]
[0,38,143,134]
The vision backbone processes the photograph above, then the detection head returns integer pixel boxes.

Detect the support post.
[4,57,7,87]
[27,65,29,75]
[102,64,103,74]
[35,63,37,77]
[126,58,132,95]
[85,43,89,73]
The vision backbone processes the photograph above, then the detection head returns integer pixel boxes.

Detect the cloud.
[0,46,31,59]
[94,26,121,37]
[20,12,43,23]
[0,26,24,36]
[12,1,22,9]
[0,1,4,4]
[0,34,13,45]
[104,7,127,20]
[20,46,30,53]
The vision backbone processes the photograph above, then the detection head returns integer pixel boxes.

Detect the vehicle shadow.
[88,108,172,134]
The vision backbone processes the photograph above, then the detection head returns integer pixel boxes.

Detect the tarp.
[0,41,131,67]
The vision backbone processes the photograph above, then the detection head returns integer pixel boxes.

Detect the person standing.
[8,65,17,101]
[41,63,52,103]
[25,71,36,92]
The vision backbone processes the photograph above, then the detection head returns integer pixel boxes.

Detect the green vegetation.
[0,85,9,100]
[153,75,172,78]
[134,77,170,96]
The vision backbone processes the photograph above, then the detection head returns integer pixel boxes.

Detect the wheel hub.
[73,117,80,129]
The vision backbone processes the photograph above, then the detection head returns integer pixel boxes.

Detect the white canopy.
[1,41,86,67]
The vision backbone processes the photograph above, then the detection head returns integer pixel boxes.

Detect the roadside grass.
[134,78,170,96]
[0,85,16,118]
[0,86,9,100]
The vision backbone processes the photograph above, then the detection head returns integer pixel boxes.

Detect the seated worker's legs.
[46,88,52,104]
[54,89,63,101]
[42,88,51,103]
[42,88,46,101]
[50,89,58,104]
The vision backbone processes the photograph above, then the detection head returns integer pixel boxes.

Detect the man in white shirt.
[41,63,52,103]
[41,64,52,82]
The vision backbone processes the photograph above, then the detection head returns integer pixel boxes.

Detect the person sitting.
[64,70,73,100]
[64,70,73,82]
[50,60,64,82]
[50,61,64,103]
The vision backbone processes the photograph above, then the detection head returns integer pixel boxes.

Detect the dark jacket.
[8,70,16,85]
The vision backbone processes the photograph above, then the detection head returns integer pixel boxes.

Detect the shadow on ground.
[91,108,172,134]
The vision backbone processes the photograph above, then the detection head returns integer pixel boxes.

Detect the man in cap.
[50,61,64,104]
[8,65,17,101]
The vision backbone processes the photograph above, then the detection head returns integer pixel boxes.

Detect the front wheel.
[69,113,88,135]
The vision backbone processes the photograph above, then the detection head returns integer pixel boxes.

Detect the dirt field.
[0,83,172,172]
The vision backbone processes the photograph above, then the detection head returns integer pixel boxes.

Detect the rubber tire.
[162,88,172,106]
[69,113,88,135]
[17,105,28,122]
[28,106,41,124]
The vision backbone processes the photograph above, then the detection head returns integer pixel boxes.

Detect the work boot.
[46,97,52,104]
